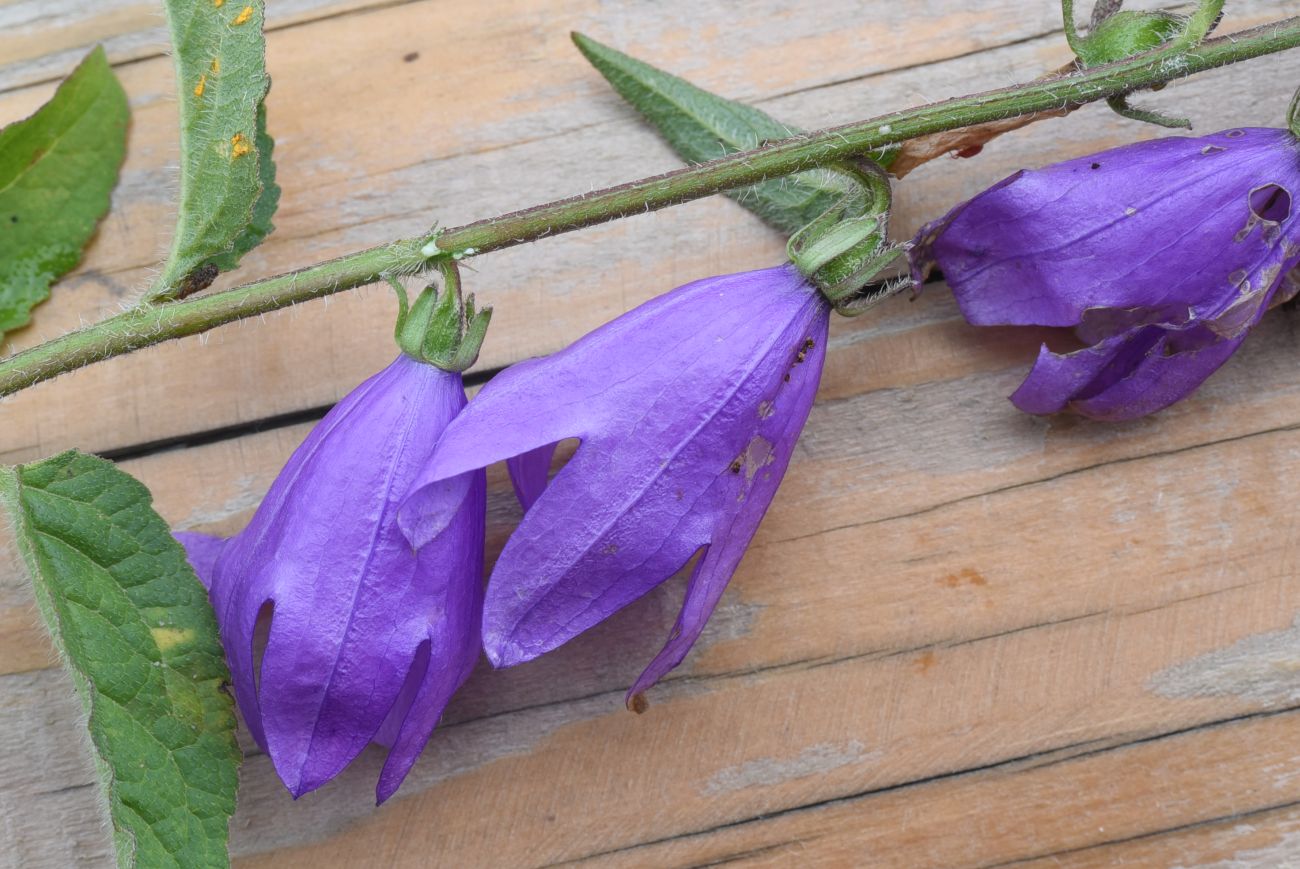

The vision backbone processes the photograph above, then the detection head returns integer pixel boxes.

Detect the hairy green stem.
[1,17,1298,397]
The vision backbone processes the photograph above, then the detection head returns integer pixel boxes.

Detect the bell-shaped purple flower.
[178,275,490,803]
[399,265,830,705]
[911,127,1300,420]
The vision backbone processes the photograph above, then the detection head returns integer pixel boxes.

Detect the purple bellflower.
[399,265,831,706]
[911,127,1300,420]
[178,274,491,803]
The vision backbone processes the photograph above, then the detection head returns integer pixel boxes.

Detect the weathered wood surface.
[5,1,1300,867]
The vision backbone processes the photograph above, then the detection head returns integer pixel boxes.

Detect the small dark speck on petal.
[1225,129,1246,139]
[1090,162,1101,170]
[403,51,420,62]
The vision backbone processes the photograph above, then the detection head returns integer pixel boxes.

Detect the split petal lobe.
[376,470,485,804]
[175,531,225,590]
[206,355,484,798]
[1069,331,1247,420]
[628,322,827,700]
[507,443,557,512]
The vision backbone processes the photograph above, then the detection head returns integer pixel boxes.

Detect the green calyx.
[390,260,491,371]
[787,161,906,316]
[1071,11,1183,67]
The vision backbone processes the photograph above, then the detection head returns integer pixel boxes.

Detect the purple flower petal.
[207,355,484,800]
[402,265,829,696]
[627,325,824,702]
[175,531,225,590]
[506,443,556,512]
[912,128,1300,419]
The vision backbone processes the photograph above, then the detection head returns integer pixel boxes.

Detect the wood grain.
[5,1,1300,867]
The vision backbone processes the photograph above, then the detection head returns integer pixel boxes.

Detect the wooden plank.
[7,1,1300,866]
[0,0,399,94]
[6,285,1300,865]
[0,2,1288,463]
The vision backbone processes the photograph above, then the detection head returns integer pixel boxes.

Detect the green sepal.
[391,261,492,371]
[572,32,895,236]
[788,183,906,317]
[0,46,128,342]
[1288,86,1300,139]
[0,451,241,868]
[1073,11,1184,66]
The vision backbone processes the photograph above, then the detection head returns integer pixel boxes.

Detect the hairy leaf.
[156,0,276,294]
[0,452,240,868]
[573,32,859,235]
[0,46,127,341]
[208,101,279,273]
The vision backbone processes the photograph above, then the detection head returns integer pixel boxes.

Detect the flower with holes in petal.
[910,127,1300,420]
[399,265,829,707]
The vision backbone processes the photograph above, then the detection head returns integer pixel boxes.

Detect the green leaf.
[0,45,127,341]
[155,0,276,295]
[0,452,240,869]
[208,100,279,273]
[573,32,862,235]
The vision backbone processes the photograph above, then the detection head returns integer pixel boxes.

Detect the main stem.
[2,17,1298,397]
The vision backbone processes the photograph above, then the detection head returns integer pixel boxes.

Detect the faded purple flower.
[911,127,1300,420]
[179,289,489,803]
[399,265,830,706]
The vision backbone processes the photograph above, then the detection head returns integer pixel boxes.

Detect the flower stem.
[2,17,1298,397]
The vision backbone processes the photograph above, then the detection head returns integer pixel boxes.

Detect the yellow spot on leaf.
[193,74,206,98]
[231,132,251,159]
[213,0,224,6]
[210,58,220,73]
[233,5,253,25]
[151,627,194,651]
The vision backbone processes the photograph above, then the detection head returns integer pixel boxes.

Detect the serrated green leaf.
[0,46,127,341]
[573,32,857,235]
[0,452,240,869]
[155,0,276,294]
